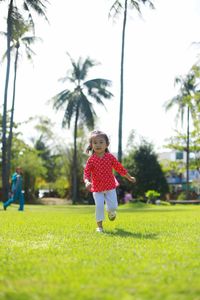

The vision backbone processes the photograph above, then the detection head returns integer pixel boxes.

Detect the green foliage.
[52,177,69,198]
[0,205,200,300]
[145,190,160,201]
[177,191,187,200]
[51,54,113,203]
[51,54,113,130]
[30,116,59,183]
[123,140,169,198]
[16,147,46,202]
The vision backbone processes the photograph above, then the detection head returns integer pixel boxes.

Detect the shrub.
[145,190,160,204]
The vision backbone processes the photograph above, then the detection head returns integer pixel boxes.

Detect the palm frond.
[25,46,36,60]
[58,76,69,84]
[109,0,154,19]
[109,1,123,18]
[1,44,16,62]
[79,57,98,80]
[139,0,155,10]
[79,92,96,129]
[24,0,48,19]
[129,1,140,13]
[51,89,71,110]
[165,95,183,111]
[66,52,80,81]
[22,36,42,44]
[0,31,7,37]
[1,18,40,62]
[84,78,113,104]
[62,92,81,128]
[84,78,112,89]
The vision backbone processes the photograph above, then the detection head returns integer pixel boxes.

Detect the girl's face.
[91,136,108,156]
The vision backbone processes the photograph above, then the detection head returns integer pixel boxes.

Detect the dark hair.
[16,166,23,174]
[86,130,110,154]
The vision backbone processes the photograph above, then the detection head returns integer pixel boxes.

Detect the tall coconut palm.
[2,0,14,202]
[1,15,41,186]
[1,0,48,201]
[52,54,113,204]
[165,66,200,199]
[109,0,154,162]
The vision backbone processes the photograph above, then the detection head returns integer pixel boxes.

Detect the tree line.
[0,0,155,203]
[0,116,169,203]
[1,0,200,203]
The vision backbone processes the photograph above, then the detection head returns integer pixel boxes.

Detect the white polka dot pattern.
[84,152,127,192]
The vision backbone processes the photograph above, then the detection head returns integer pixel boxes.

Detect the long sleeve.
[111,154,127,176]
[84,159,92,182]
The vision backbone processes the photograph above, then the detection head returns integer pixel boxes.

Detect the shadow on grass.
[104,228,158,239]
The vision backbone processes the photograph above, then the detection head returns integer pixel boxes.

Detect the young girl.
[84,130,136,232]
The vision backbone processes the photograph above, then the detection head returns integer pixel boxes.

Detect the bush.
[145,190,160,204]
[177,192,186,200]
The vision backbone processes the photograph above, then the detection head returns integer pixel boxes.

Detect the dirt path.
[38,197,72,205]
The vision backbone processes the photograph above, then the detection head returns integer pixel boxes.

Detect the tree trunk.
[2,0,13,201]
[118,0,127,162]
[7,43,19,187]
[186,106,190,199]
[72,107,79,204]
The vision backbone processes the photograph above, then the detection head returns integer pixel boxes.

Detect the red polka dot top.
[84,152,127,192]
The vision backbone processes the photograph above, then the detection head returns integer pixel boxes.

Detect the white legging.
[93,189,118,222]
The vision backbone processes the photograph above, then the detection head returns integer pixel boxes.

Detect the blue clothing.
[4,172,24,211]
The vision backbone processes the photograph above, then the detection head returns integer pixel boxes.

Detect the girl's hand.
[129,176,136,183]
[124,173,136,183]
[85,181,92,191]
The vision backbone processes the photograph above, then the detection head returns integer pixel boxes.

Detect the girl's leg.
[3,194,15,209]
[97,220,103,228]
[105,189,118,214]
[18,192,24,211]
[93,192,105,229]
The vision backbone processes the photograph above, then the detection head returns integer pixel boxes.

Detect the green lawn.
[0,203,200,300]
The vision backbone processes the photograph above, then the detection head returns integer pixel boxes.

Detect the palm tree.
[109,0,154,162]
[165,66,200,199]
[1,0,14,202]
[1,0,48,201]
[52,54,113,204]
[1,15,41,186]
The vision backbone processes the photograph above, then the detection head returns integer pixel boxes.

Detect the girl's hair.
[86,130,110,154]
[16,166,23,174]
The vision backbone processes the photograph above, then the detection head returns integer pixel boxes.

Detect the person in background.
[124,191,133,204]
[84,130,136,233]
[3,166,25,211]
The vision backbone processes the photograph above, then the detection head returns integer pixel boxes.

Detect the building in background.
[158,150,200,196]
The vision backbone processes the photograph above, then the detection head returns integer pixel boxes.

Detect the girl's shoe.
[108,211,116,221]
[96,227,103,233]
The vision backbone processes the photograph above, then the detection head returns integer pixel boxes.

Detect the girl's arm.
[111,154,136,183]
[84,159,92,191]
[123,173,136,183]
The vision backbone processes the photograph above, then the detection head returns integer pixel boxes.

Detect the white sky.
[1,0,200,153]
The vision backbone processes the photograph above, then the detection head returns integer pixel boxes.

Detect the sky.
[1,0,200,154]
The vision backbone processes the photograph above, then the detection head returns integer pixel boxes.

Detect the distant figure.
[84,130,136,233]
[3,167,24,211]
[124,191,132,204]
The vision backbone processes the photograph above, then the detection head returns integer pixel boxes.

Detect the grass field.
[0,203,200,300]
